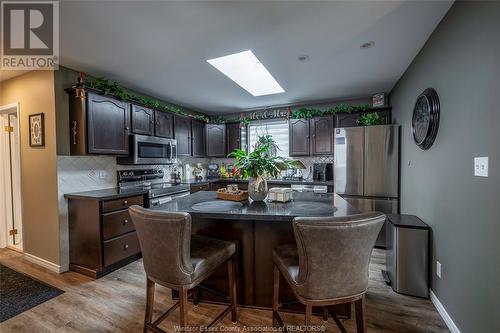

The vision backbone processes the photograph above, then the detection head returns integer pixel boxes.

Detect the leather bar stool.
[272,212,385,333]
[129,206,238,332]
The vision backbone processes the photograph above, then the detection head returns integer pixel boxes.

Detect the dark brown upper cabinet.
[86,92,130,155]
[289,118,310,156]
[191,120,206,157]
[154,111,174,138]
[131,104,154,136]
[206,124,226,157]
[311,116,334,155]
[174,115,192,156]
[226,122,241,155]
[335,113,361,128]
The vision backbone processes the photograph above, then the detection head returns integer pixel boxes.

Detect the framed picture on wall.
[29,113,45,147]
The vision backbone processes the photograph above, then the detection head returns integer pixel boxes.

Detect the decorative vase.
[248,175,268,201]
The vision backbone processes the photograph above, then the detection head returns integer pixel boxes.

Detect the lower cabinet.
[67,194,145,278]
[190,183,210,193]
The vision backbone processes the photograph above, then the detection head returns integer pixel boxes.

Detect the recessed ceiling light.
[298,55,309,61]
[360,41,375,49]
[207,50,285,97]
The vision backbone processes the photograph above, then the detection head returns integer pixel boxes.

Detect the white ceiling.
[59,1,453,114]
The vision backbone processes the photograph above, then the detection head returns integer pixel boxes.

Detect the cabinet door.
[311,116,334,155]
[192,120,205,157]
[131,104,154,135]
[335,113,361,128]
[289,118,310,156]
[174,115,192,156]
[226,122,241,154]
[155,111,174,138]
[206,124,226,157]
[87,92,130,155]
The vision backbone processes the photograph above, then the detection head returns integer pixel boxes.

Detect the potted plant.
[357,112,384,126]
[228,135,302,201]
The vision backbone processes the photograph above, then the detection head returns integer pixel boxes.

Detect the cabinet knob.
[156,121,160,125]
[123,244,129,250]
[125,127,129,130]
[123,219,129,225]
[123,200,128,205]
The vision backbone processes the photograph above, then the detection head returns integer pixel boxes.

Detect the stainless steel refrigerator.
[334,125,399,247]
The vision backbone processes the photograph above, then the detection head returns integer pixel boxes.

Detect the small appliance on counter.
[312,163,334,182]
[207,163,220,178]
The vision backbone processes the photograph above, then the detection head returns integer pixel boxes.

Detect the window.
[247,119,289,157]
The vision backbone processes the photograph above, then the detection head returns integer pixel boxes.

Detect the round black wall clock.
[412,88,440,150]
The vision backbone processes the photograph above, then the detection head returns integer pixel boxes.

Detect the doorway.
[0,103,23,251]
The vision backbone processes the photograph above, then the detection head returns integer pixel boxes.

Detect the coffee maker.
[312,163,334,182]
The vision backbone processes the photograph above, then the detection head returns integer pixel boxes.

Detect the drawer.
[102,210,135,240]
[190,183,210,193]
[103,232,140,267]
[102,195,144,213]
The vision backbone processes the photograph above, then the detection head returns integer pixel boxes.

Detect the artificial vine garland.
[86,77,210,122]
[85,77,379,125]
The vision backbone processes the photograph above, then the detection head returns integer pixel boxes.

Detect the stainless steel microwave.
[117,135,177,165]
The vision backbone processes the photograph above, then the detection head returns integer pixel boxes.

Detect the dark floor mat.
[0,263,64,322]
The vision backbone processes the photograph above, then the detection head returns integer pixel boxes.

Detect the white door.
[0,104,23,250]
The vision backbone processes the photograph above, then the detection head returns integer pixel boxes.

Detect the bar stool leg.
[193,287,200,306]
[144,278,155,333]
[179,288,189,328]
[322,307,329,322]
[227,256,238,323]
[272,265,280,327]
[305,303,313,325]
[355,295,366,333]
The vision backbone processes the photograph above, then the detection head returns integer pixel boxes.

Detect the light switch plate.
[436,261,442,279]
[474,157,488,177]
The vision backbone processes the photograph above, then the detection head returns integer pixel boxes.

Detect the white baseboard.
[430,289,461,333]
[23,252,68,274]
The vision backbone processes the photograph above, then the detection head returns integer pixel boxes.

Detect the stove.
[118,169,190,206]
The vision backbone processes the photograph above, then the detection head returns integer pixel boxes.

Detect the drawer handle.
[123,200,128,205]
[123,244,129,250]
[123,219,129,225]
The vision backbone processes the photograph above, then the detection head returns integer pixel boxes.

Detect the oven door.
[149,191,190,207]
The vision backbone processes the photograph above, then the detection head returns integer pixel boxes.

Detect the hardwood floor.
[0,249,449,333]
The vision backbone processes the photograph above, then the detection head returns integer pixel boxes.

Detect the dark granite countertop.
[151,191,359,221]
[182,178,334,186]
[64,187,149,200]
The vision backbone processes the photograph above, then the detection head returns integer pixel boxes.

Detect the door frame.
[0,102,23,251]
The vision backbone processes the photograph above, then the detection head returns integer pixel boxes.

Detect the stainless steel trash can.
[383,214,430,298]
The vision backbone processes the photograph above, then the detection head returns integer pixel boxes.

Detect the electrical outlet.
[436,261,442,279]
[474,157,488,177]
[98,171,107,179]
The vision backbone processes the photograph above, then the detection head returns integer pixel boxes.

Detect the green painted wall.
[390,2,500,332]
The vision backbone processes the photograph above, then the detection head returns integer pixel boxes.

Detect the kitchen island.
[152,191,359,314]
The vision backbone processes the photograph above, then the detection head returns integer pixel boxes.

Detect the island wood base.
[179,216,350,318]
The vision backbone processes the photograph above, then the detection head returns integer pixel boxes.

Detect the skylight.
[207,50,285,97]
